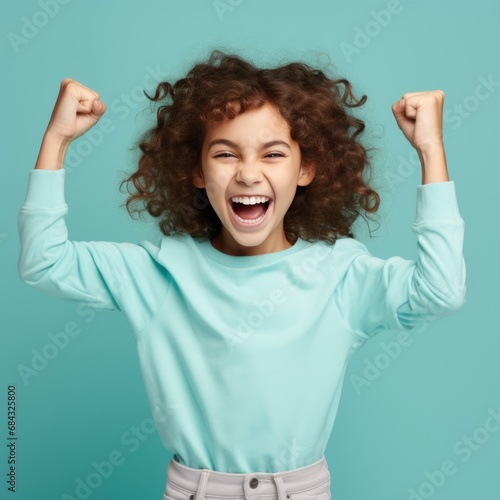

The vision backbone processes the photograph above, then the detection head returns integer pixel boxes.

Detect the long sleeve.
[339,180,466,340]
[18,169,168,333]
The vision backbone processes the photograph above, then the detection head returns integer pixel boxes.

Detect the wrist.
[43,130,72,150]
[417,144,449,184]
[34,131,71,170]
[416,140,445,162]
[417,144,446,168]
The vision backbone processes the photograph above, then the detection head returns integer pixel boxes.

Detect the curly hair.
[120,49,381,244]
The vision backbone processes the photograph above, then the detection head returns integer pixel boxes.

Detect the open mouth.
[229,196,271,224]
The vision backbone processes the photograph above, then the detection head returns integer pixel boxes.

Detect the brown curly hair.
[120,49,381,244]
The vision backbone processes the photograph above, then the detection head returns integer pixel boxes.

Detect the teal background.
[1,0,498,498]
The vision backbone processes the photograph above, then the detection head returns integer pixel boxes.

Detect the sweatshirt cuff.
[413,180,462,225]
[22,168,66,208]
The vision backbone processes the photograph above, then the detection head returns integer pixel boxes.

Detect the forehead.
[203,102,292,147]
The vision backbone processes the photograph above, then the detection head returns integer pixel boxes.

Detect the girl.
[18,50,466,499]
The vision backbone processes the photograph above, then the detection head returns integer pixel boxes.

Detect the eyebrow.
[207,139,292,151]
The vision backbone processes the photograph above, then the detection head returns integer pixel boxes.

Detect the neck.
[210,230,294,256]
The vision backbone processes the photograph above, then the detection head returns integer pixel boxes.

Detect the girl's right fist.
[46,78,106,143]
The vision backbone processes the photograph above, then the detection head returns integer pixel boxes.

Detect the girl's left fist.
[392,90,445,154]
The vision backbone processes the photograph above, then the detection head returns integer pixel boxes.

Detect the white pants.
[163,455,331,499]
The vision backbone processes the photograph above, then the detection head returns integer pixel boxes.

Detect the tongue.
[233,203,266,220]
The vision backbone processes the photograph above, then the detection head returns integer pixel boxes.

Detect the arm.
[342,180,465,339]
[18,79,166,330]
[19,79,122,308]
[18,168,141,311]
[342,90,466,338]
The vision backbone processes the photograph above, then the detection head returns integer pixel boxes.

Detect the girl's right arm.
[18,80,165,331]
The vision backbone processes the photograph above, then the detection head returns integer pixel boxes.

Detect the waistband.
[165,455,330,499]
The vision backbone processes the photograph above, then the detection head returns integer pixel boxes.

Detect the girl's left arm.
[342,180,466,339]
[338,90,466,340]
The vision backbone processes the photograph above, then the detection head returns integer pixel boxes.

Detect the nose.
[235,160,263,186]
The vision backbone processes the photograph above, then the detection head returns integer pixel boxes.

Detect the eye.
[265,152,285,158]
[213,152,235,159]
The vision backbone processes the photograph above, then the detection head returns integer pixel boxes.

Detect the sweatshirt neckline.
[196,236,308,268]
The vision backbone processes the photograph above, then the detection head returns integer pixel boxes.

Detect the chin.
[230,232,269,247]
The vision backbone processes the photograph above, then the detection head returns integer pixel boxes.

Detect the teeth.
[230,196,270,205]
[235,213,265,224]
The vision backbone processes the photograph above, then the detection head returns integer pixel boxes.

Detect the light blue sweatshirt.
[18,169,466,473]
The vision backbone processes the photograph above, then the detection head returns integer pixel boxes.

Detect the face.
[193,101,315,256]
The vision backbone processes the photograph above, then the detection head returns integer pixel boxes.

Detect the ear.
[297,161,316,187]
[192,164,205,188]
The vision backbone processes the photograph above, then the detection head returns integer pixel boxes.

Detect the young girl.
[18,50,466,499]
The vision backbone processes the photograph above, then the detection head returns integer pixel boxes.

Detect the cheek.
[277,178,300,204]
[202,175,230,201]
